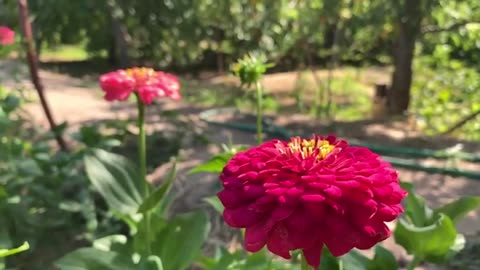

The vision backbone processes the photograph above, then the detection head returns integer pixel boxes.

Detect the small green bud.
[231,53,273,87]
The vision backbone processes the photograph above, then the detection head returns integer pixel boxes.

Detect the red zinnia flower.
[218,135,407,268]
[99,67,181,104]
[0,26,15,45]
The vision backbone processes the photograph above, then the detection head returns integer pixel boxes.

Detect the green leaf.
[188,152,234,174]
[446,234,466,259]
[2,95,21,114]
[85,148,143,216]
[0,242,29,258]
[133,214,168,254]
[434,196,480,224]
[394,214,457,263]
[152,210,211,270]
[140,255,164,270]
[243,249,270,270]
[401,182,433,226]
[341,250,369,270]
[205,248,241,270]
[17,159,42,177]
[93,235,128,252]
[203,196,224,213]
[367,245,399,270]
[138,160,177,213]
[321,248,341,270]
[55,248,136,270]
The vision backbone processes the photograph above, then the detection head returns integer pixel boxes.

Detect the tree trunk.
[107,0,130,68]
[388,23,416,114]
[111,17,130,68]
[388,0,423,115]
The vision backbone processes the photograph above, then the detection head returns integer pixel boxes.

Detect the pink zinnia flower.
[218,135,407,268]
[99,67,181,104]
[0,26,15,45]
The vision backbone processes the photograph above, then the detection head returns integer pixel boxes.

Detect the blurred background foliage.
[1,0,480,139]
[0,0,476,68]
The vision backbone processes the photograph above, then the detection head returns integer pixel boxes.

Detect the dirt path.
[2,61,479,269]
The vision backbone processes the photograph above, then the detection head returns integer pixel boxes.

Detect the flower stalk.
[255,81,263,144]
[99,67,181,256]
[136,94,151,255]
[230,53,272,145]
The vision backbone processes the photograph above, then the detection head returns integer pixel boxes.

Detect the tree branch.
[422,20,480,34]
[17,0,69,152]
[441,109,480,135]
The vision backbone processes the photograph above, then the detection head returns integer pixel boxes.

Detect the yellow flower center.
[125,67,155,81]
[287,137,335,160]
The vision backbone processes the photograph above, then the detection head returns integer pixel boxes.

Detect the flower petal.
[244,219,273,252]
[99,71,135,101]
[303,244,324,268]
[266,223,292,259]
[223,205,262,228]
[137,85,165,105]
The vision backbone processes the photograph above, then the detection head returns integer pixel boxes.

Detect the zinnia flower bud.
[0,26,15,45]
[99,67,181,104]
[218,135,407,268]
[231,53,272,86]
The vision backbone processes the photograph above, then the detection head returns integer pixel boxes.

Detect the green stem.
[406,256,420,270]
[300,252,314,270]
[136,95,151,255]
[255,81,263,145]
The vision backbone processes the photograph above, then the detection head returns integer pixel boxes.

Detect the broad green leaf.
[341,250,369,270]
[204,196,224,213]
[113,211,142,234]
[93,235,128,252]
[269,260,298,270]
[140,255,164,270]
[435,196,480,224]
[138,161,177,213]
[0,242,29,258]
[367,245,399,270]
[17,159,42,177]
[242,249,270,270]
[133,213,167,254]
[446,234,466,260]
[205,248,241,270]
[155,191,176,218]
[394,214,457,263]
[188,152,234,174]
[401,182,433,226]
[85,148,143,216]
[55,248,136,270]
[153,210,211,270]
[320,248,341,270]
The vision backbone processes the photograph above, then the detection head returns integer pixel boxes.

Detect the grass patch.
[41,45,90,62]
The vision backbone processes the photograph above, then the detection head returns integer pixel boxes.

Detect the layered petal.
[99,67,181,104]
[99,71,135,101]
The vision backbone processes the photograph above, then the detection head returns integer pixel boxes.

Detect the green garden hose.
[199,108,480,180]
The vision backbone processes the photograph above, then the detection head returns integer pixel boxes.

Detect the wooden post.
[372,84,389,119]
